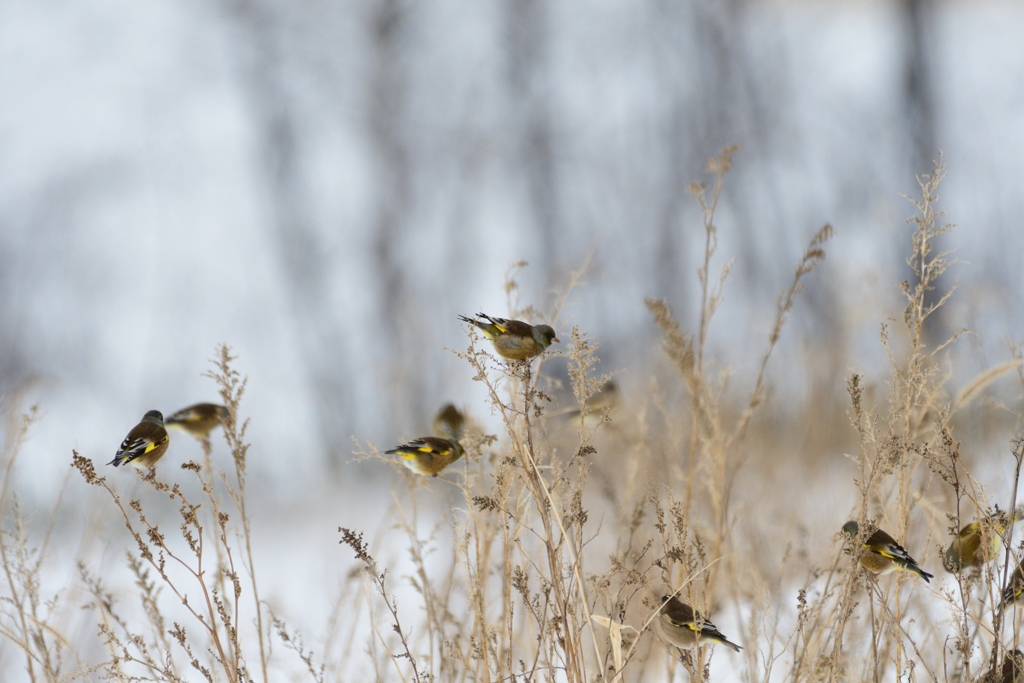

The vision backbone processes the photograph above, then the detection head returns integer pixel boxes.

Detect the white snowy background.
[2,0,1024,679]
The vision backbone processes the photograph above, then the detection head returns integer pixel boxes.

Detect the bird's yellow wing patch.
[144,436,168,454]
[863,542,894,558]
[667,618,698,631]
[396,445,442,459]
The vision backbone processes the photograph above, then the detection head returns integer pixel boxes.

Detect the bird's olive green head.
[434,403,465,438]
[451,439,466,460]
[436,403,462,423]
[1014,508,1024,524]
[533,325,560,349]
[842,521,859,538]
[143,410,164,423]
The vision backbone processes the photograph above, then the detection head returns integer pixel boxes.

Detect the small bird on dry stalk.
[108,410,169,475]
[655,595,742,653]
[565,380,619,424]
[842,520,933,582]
[386,436,465,477]
[944,509,1024,573]
[1001,562,1024,608]
[458,313,559,360]
[164,403,231,452]
[433,403,466,441]
[982,649,1024,683]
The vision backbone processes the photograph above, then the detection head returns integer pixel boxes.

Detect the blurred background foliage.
[1,0,1023,494]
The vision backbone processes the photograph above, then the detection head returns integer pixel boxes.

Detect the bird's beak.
[552,337,561,344]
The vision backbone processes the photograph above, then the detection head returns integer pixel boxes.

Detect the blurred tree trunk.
[369,0,419,433]
[505,0,558,296]
[905,0,936,180]
[652,0,687,307]
[0,212,40,397]
[651,0,744,314]
[902,0,947,344]
[224,1,356,470]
